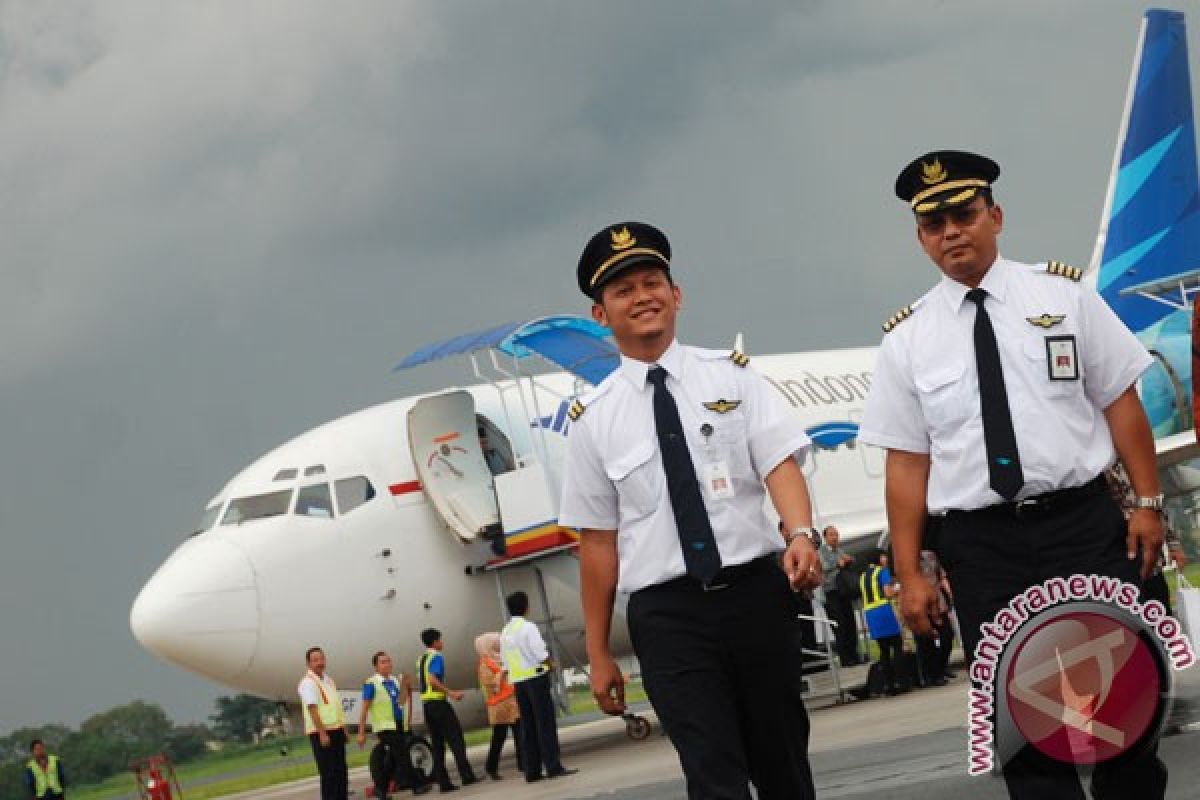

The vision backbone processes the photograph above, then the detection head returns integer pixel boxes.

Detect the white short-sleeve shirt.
[500,615,549,682]
[558,340,812,592]
[858,257,1152,513]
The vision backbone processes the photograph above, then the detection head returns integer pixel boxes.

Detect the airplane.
[131,7,1200,742]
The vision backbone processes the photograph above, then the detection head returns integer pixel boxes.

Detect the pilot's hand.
[356,731,366,748]
[450,690,464,701]
[783,538,821,592]
[319,731,331,748]
[590,655,626,716]
[1128,509,1164,580]
[899,577,941,637]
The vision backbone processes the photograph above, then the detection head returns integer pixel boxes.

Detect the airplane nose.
[131,535,260,682]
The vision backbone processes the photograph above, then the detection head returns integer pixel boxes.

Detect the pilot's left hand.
[783,538,821,591]
[1128,509,1164,580]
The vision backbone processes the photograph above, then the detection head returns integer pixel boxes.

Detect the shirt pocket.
[604,441,662,521]
[915,362,971,434]
[1022,339,1078,396]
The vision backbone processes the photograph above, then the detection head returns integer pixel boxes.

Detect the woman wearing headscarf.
[475,632,522,780]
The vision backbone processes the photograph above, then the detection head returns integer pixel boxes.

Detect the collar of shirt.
[939,254,1011,312]
[617,338,684,389]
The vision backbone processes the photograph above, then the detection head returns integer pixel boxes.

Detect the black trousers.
[939,488,1167,800]
[627,558,815,800]
[824,589,861,667]
[874,634,903,692]
[422,699,476,787]
[376,729,427,795]
[308,728,348,800]
[515,673,564,778]
[915,616,955,685]
[485,722,522,775]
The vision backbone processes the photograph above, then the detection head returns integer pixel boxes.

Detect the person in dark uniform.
[560,221,823,799]
[860,150,1167,799]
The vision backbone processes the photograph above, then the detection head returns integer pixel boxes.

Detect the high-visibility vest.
[480,656,515,706]
[301,672,345,734]
[27,756,62,798]
[366,674,404,732]
[417,650,446,701]
[859,566,889,610]
[501,617,546,682]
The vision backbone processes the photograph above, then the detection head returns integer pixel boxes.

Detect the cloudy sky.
[2,0,1194,732]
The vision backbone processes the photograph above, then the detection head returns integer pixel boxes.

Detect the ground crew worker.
[859,150,1167,798]
[357,651,432,797]
[297,646,348,800]
[859,552,903,696]
[25,740,66,800]
[500,591,576,782]
[475,631,523,780]
[416,629,478,792]
[560,221,822,799]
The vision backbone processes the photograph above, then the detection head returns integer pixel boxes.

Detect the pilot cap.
[895,150,1000,214]
[577,221,671,299]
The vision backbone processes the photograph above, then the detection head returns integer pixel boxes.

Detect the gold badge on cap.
[921,159,948,185]
[1026,313,1066,329]
[703,399,741,414]
[611,226,636,251]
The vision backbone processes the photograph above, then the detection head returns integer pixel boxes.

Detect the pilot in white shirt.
[861,150,1165,799]
[560,221,821,800]
[561,338,812,593]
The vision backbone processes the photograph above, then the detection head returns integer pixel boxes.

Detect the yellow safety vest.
[27,756,62,797]
[417,650,446,701]
[859,566,889,611]
[501,617,546,682]
[301,672,346,734]
[366,674,403,732]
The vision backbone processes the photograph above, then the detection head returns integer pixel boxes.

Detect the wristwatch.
[1134,494,1165,512]
[785,526,822,549]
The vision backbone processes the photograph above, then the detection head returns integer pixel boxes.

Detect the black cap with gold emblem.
[577,221,671,299]
[895,150,1000,215]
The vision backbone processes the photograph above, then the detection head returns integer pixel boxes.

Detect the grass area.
[71,682,651,800]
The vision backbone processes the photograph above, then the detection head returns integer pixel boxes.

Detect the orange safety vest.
[481,656,515,706]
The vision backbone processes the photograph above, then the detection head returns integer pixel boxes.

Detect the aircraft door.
[408,391,500,543]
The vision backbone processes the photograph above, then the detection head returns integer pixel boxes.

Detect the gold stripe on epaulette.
[1046,260,1082,282]
[881,304,915,333]
[730,350,750,368]
[567,400,586,421]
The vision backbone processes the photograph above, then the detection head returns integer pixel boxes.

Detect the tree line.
[0,694,281,797]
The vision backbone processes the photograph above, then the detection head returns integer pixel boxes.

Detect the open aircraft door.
[408,390,500,543]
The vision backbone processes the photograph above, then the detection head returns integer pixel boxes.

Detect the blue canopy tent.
[394,315,619,385]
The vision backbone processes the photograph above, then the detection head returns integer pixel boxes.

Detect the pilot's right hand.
[590,656,626,716]
[899,577,941,637]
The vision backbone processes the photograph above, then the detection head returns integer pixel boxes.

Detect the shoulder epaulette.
[729,350,750,368]
[567,399,586,421]
[1046,260,1083,281]
[882,304,917,333]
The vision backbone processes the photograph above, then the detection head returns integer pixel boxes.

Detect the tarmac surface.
[228,660,1200,800]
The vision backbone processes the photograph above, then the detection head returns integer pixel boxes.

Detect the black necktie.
[648,366,723,583]
[966,288,1024,500]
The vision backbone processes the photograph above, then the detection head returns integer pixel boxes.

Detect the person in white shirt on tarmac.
[559,221,822,799]
[298,646,348,800]
[500,591,577,783]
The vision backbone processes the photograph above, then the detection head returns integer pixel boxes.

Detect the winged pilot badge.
[703,399,742,414]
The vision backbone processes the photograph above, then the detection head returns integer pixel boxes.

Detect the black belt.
[946,474,1107,519]
[638,554,779,594]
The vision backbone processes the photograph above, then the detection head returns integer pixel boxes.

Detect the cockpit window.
[274,468,298,481]
[196,504,222,534]
[335,476,376,515]
[221,489,293,526]
[296,484,334,519]
[304,465,326,477]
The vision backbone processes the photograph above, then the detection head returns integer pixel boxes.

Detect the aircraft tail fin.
[1091,9,1200,335]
